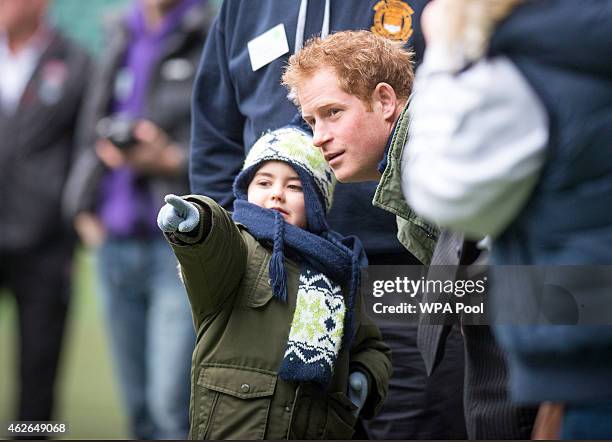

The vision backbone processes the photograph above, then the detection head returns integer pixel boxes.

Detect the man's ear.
[372,82,398,121]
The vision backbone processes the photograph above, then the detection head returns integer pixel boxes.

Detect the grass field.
[0,248,129,439]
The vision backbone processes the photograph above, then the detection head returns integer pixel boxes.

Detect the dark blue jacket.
[489,0,612,403]
[62,2,212,222]
[190,0,429,257]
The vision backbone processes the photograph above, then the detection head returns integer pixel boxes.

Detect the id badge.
[247,23,290,71]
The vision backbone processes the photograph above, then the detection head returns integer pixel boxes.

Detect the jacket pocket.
[194,365,277,440]
[323,391,358,440]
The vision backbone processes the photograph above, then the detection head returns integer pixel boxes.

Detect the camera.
[96,115,138,150]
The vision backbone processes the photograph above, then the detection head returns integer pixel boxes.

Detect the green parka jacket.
[166,195,392,440]
[373,104,439,265]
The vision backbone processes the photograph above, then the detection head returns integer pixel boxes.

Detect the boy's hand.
[157,194,199,233]
[348,371,369,417]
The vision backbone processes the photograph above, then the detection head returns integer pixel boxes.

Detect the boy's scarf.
[232,200,366,387]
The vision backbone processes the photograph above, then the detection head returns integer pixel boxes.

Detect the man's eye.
[329,108,341,116]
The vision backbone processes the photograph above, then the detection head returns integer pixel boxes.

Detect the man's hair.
[282,30,414,107]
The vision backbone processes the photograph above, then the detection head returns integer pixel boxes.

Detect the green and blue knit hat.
[233,125,336,233]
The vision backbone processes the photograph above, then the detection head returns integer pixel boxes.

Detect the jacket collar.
[372,100,439,264]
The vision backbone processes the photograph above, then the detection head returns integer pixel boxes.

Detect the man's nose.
[312,123,331,148]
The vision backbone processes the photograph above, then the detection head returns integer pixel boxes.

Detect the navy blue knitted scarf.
[232,200,366,377]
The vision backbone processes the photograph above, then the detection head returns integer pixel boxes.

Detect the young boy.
[157,124,391,439]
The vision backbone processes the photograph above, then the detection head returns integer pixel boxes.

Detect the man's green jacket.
[373,104,439,265]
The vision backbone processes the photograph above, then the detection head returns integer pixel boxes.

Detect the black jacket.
[62,1,212,220]
[0,29,91,251]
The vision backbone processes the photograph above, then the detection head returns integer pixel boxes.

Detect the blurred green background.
[0,0,220,439]
[50,0,130,54]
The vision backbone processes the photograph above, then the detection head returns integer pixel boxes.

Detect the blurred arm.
[189,10,244,208]
[165,196,247,331]
[402,46,549,239]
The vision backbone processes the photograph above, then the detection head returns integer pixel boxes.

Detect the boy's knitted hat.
[233,125,336,233]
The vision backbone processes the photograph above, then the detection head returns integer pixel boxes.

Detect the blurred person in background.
[189,1,467,439]
[62,0,213,438]
[402,0,612,438]
[0,0,91,425]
